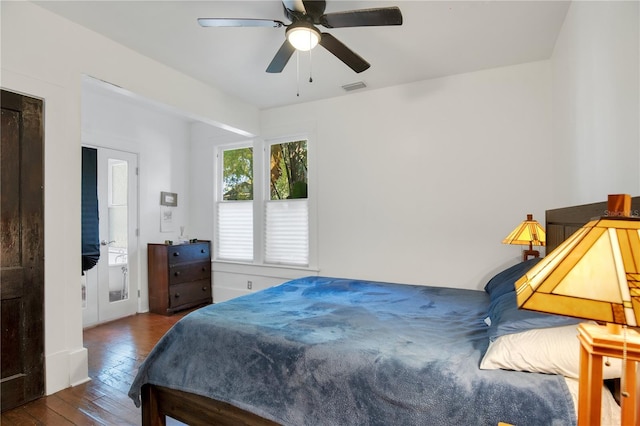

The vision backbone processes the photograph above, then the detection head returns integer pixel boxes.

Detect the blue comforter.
[129,276,576,425]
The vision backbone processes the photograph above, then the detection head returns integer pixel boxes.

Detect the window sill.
[212,260,319,279]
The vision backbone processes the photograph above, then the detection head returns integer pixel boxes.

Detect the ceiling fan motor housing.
[285,21,322,51]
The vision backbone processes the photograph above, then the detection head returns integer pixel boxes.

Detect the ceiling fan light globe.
[286,25,320,51]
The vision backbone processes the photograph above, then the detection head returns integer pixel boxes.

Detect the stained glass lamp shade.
[515,214,640,326]
[503,214,546,261]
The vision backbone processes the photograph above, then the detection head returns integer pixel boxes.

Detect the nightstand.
[577,322,640,426]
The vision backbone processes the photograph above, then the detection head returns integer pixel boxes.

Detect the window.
[215,138,312,267]
[264,140,308,266]
[216,146,253,261]
[215,138,310,267]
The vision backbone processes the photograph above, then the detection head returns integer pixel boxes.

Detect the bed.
[129,198,638,425]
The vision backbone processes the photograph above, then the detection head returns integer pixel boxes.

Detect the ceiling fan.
[198,0,403,74]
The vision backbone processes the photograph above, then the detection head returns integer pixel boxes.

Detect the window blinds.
[216,201,253,261]
[264,200,309,266]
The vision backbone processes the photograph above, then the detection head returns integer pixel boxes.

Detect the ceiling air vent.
[341,81,367,92]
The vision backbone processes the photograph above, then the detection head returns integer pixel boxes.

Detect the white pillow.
[480,322,622,379]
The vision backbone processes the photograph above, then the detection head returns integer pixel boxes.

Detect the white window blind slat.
[264,200,309,266]
[216,201,253,261]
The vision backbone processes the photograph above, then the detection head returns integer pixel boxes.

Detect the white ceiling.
[34,0,571,110]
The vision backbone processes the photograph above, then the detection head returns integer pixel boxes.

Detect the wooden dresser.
[148,240,212,315]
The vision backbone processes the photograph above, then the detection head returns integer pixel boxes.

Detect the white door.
[83,147,138,327]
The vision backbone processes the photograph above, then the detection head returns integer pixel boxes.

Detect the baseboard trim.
[45,347,89,395]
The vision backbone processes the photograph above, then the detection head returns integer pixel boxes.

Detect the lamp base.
[577,323,640,426]
[522,249,540,261]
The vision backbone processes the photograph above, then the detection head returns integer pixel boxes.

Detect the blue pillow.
[483,258,542,301]
[486,292,581,341]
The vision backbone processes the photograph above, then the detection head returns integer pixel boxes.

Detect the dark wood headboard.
[545,196,640,253]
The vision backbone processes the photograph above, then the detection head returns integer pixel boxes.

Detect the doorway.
[82,146,139,327]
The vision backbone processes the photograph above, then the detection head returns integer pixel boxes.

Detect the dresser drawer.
[169,279,212,309]
[167,243,210,265]
[168,261,210,285]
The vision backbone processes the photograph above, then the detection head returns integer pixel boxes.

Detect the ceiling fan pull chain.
[621,325,630,398]
[308,31,313,83]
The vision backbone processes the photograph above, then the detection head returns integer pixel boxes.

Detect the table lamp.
[514,194,640,426]
[502,214,546,261]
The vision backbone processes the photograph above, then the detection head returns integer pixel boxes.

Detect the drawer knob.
[201,249,205,253]
[202,267,206,272]
[202,286,207,291]
[173,252,180,257]
[174,271,181,276]
[174,293,180,298]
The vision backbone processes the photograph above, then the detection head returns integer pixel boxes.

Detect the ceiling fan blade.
[319,33,370,73]
[266,40,296,73]
[282,0,326,22]
[301,0,326,19]
[320,7,403,28]
[282,0,306,14]
[198,18,284,28]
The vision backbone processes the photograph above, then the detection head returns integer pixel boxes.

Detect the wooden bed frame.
[141,384,277,426]
[141,196,640,426]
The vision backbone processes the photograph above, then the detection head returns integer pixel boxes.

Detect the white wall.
[258,60,555,290]
[551,1,640,206]
[194,61,554,296]
[82,80,195,314]
[189,122,250,242]
[1,1,258,395]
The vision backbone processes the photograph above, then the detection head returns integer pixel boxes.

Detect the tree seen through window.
[223,147,253,201]
[270,140,307,200]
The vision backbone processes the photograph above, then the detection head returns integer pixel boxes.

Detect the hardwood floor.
[1,311,191,425]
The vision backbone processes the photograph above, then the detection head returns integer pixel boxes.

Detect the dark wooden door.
[1,89,45,411]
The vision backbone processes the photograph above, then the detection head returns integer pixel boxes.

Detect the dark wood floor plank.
[82,379,139,414]
[93,369,137,395]
[79,400,138,426]
[1,407,42,425]
[42,395,103,426]
[2,310,191,425]
[91,394,140,424]
[56,382,106,405]
[20,398,74,425]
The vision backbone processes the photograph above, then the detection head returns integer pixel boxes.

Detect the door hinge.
[136,167,139,176]
[138,289,140,297]
[135,228,139,237]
